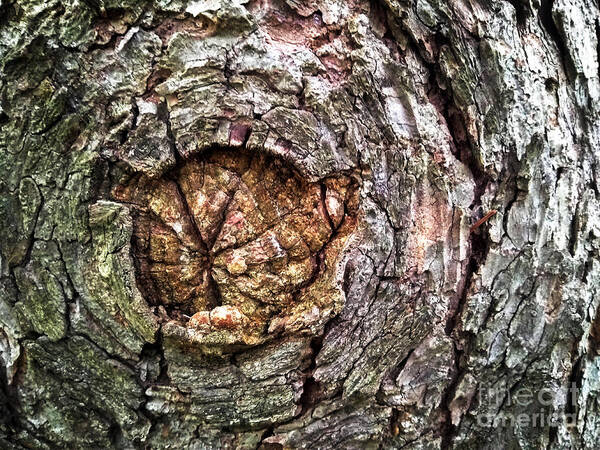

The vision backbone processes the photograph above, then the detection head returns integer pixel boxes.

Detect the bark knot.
[113,148,359,346]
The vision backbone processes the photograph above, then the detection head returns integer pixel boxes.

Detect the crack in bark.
[377,4,496,444]
[297,335,325,416]
[375,9,497,445]
[539,0,575,81]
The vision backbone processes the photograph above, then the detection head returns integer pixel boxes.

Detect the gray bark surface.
[0,0,599,448]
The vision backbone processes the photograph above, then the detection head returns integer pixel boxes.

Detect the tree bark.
[1,0,599,448]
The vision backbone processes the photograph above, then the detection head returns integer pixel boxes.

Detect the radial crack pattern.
[114,148,359,343]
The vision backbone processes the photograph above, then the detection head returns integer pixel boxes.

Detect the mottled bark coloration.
[0,0,599,449]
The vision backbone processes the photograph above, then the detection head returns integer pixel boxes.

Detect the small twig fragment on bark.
[470,210,497,232]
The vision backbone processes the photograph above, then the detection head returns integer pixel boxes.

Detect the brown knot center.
[114,149,358,342]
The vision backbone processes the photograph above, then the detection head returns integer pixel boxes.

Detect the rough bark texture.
[1,0,599,448]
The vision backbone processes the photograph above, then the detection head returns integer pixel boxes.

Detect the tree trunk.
[1,0,599,448]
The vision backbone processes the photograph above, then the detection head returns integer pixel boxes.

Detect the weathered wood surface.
[1,0,599,448]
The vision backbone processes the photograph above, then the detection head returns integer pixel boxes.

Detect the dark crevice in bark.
[538,0,574,81]
[390,347,414,382]
[582,254,593,283]
[207,188,236,251]
[0,354,19,440]
[139,330,170,386]
[596,20,600,81]
[158,100,178,162]
[0,111,9,127]
[87,30,124,52]
[341,259,356,298]
[108,422,124,447]
[72,332,139,372]
[129,214,165,312]
[547,424,559,447]
[568,202,580,257]
[588,301,600,357]
[298,335,325,416]
[441,113,493,352]
[252,336,338,447]
[506,0,531,27]
[417,28,491,202]
[0,1,17,27]
[119,98,139,145]
[205,273,223,310]
[377,4,495,446]
[437,104,492,450]
[56,242,78,335]
[155,330,170,384]
[143,66,170,99]
[102,7,127,20]
[55,243,76,298]
[439,343,460,450]
[256,426,281,450]
[3,341,44,447]
[1,276,19,312]
[565,355,583,437]
[445,234,488,336]
[320,184,335,231]
[138,329,168,445]
[376,347,415,405]
[388,408,401,440]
